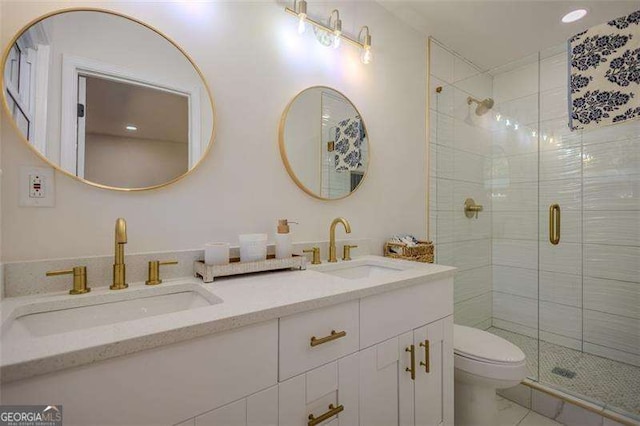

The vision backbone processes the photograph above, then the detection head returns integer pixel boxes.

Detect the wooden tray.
[194,254,307,283]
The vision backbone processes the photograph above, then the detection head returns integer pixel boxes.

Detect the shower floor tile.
[489,327,640,419]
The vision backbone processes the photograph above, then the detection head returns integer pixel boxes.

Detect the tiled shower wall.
[429,41,494,329]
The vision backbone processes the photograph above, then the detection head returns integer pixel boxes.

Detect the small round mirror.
[2,9,214,191]
[279,86,369,200]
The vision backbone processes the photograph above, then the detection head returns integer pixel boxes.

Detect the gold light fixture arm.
[358,25,372,48]
[329,9,341,33]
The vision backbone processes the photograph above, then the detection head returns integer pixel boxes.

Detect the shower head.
[467,97,494,116]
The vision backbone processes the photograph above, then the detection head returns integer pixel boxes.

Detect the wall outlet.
[29,174,45,198]
[20,166,55,207]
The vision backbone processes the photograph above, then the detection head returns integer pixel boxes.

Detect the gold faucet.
[111,218,128,290]
[328,217,351,262]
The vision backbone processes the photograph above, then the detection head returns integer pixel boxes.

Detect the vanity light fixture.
[359,26,372,64]
[125,125,138,131]
[562,9,588,23]
[329,10,342,49]
[295,0,308,34]
[285,1,373,64]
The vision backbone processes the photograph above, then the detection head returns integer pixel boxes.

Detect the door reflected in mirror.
[2,10,214,190]
[279,86,369,200]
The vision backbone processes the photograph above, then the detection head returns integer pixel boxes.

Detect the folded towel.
[569,10,640,131]
[334,116,365,171]
[388,234,420,253]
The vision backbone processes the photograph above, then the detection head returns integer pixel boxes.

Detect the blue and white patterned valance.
[334,116,365,172]
[569,10,640,131]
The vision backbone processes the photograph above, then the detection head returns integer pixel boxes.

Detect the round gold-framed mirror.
[279,86,369,201]
[1,8,215,191]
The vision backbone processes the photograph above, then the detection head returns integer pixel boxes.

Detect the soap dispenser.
[275,219,296,259]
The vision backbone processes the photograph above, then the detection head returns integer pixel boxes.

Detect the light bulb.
[297,14,307,34]
[333,31,341,49]
[361,46,372,64]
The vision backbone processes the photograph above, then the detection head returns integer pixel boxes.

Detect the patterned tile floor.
[489,327,640,419]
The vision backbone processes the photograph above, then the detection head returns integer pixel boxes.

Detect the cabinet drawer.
[360,278,453,348]
[279,354,359,426]
[279,300,359,380]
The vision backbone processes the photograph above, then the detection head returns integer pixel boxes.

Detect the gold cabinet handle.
[146,260,178,285]
[308,404,344,426]
[342,245,358,261]
[310,330,346,347]
[47,266,90,295]
[549,204,561,245]
[420,340,430,373]
[303,247,321,265]
[405,344,416,380]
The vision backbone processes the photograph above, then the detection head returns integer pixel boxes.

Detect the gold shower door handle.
[549,204,561,245]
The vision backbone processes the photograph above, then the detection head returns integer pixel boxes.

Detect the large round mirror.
[2,9,214,191]
[279,87,369,200]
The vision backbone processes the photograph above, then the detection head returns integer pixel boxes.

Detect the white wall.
[1,1,427,263]
[429,40,494,330]
[85,134,188,188]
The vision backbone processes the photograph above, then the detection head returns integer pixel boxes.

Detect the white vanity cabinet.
[1,271,454,426]
[278,277,454,426]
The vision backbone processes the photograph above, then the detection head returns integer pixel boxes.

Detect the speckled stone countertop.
[0,256,455,383]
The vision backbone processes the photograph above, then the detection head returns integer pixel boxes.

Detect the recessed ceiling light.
[125,125,137,131]
[562,9,588,23]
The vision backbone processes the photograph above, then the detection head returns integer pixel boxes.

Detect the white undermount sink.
[3,282,222,339]
[311,257,407,280]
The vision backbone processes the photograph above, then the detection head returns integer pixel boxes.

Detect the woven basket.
[384,240,434,263]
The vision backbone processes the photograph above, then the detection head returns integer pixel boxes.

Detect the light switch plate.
[20,166,55,207]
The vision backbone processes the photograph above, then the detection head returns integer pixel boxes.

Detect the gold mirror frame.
[0,7,216,192]
[278,86,370,201]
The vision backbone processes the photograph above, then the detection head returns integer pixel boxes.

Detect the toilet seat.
[454,325,525,364]
[453,325,529,382]
[454,352,528,382]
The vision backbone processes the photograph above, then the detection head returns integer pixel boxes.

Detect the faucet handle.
[342,245,358,261]
[146,260,178,286]
[303,247,321,265]
[47,266,90,295]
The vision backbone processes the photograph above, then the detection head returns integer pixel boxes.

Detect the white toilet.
[453,325,528,426]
